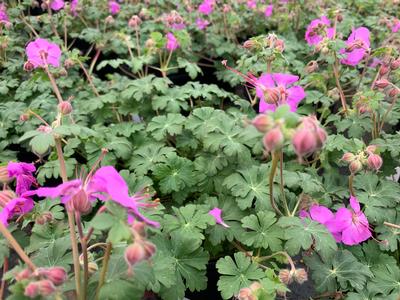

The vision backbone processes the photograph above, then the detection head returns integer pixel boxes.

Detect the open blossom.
[24,166,160,227]
[209,207,229,228]
[25,38,62,68]
[7,162,36,196]
[0,191,34,226]
[166,32,179,51]
[305,16,334,46]
[256,73,306,113]
[196,18,209,30]
[198,0,214,15]
[340,27,370,66]
[334,196,371,245]
[264,4,273,17]
[108,1,120,15]
[392,18,400,33]
[50,0,64,11]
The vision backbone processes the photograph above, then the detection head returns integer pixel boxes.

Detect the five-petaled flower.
[25,38,62,68]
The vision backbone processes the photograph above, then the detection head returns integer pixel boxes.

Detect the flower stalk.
[269,152,284,216]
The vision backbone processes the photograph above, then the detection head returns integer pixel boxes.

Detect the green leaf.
[304,250,373,293]
[29,132,55,155]
[216,252,265,299]
[278,217,337,260]
[368,264,400,296]
[240,211,282,251]
[177,57,202,79]
[147,113,186,141]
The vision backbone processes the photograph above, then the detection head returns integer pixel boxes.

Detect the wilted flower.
[196,18,209,30]
[25,38,62,68]
[305,16,334,46]
[166,32,179,51]
[50,0,64,11]
[340,27,370,66]
[209,207,229,227]
[108,1,120,15]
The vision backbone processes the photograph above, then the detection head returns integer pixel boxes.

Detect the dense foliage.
[0,0,399,299]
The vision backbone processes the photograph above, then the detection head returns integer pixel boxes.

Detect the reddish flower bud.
[58,101,73,115]
[131,221,146,238]
[263,87,280,104]
[24,282,40,298]
[124,242,147,268]
[251,114,272,132]
[337,14,343,22]
[279,269,293,285]
[390,59,400,70]
[341,152,355,162]
[388,88,400,98]
[294,268,308,284]
[37,125,52,133]
[238,287,255,300]
[20,113,30,122]
[142,241,156,259]
[129,15,142,29]
[24,61,35,72]
[379,65,390,76]
[37,279,56,296]
[41,267,67,286]
[263,127,284,152]
[15,268,32,281]
[292,128,317,157]
[315,127,327,148]
[35,211,53,225]
[69,189,92,215]
[249,282,261,292]
[275,39,285,52]
[223,4,231,13]
[374,79,390,89]
[365,145,377,154]
[243,40,256,49]
[349,159,363,174]
[305,60,319,73]
[367,154,383,171]
[358,105,371,114]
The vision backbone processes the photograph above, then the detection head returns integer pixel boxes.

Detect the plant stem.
[44,66,64,103]
[383,221,400,230]
[348,174,355,196]
[332,57,348,113]
[0,256,8,299]
[258,251,296,272]
[95,242,112,300]
[0,222,36,271]
[279,151,290,216]
[269,152,284,216]
[76,213,88,300]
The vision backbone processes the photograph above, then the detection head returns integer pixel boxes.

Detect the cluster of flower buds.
[124,220,156,275]
[162,10,185,30]
[279,268,308,285]
[128,15,142,29]
[291,116,327,158]
[242,34,284,54]
[373,57,400,98]
[251,114,284,152]
[354,94,372,115]
[16,266,67,298]
[341,145,383,174]
[237,282,261,300]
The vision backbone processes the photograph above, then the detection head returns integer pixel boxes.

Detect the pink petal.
[349,196,360,213]
[0,197,34,226]
[333,208,352,231]
[286,86,306,112]
[264,4,273,17]
[257,73,275,89]
[209,207,229,228]
[272,73,299,86]
[309,205,334,224]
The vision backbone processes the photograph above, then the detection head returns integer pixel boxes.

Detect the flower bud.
[37,279,56,296]
[243,40,256,49]
[263,87,280,104]
[367,154,383,171]
[131,220,146,238]
[390,59,400,70]
[263,127,284,152]
[145,38,155,48]
[124,242,147,268]
[64,58,74,69]
[88,262,99,274]
[379,65,390,76]
[24,61,35,72]
[69,189,92,215]
[294,268,308,284]
[358,104,371,114]
[249,282,261,292]
[0,190,16,209]
[341,152,355,162]
[105,15,115,24]
[128,15,142,29]
[292,128,317,157]
[337,14,343,22]
[16,268,32,281]
[349,159,363,174]
[238,287,255,300]
[142,241,156,259]
[41,267,67,286]
[24,282,40,298]
[37,125,52,133]
[374,79,390,89]
[279,269,293,285]
[305,60,319,73]
[315,127,327,148]
[223,4,231,13]
[35,211,53,225]
[275,39,285,52]
[20,113,30,122]
[388,88,400,98]
[58,101,73,115]
[251,114,272,132]
[365,145,377,154]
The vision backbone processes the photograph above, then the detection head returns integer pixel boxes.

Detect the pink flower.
[24,166,159,227]
[0,3,10,26]
[209,208,229,228]
[305,16,334,46]
[71,0,78,16]
[108,1,120,15]
[340,27,370,66]
[50,0,64,11]
[196,18,209,30]
[247,0,257,9]
[7,162,36,196]
[198,0,214,15]
[0,191,34,226]
[166,32,179,51]
[264,4,273,17]
[256,73,306,112]
[392,18,400,33]
[300,205,341,242]
[25,38,62,68]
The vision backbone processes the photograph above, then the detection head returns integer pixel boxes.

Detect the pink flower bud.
[251,114,272,132]
[390,59,400,70]
[131,220,146,238]
[23,61,35,72]
[349,159,363,174]
[379,65,390,76]
[275,39,285,52]
[128,15,142,29]
[68,189,92,215]
[263,127,284,152]
[124,242,147,268]
[20,113,30,122]
[315,127,327,148]
[249,282,261,291]
[58,101,72,115]
[263,87,280,104]
[367,154,383,171]
[35,211,53,225]
[15,268,32,281]
[42,267,67,285]
[238,287,255,300]
[37,279,56,296]
[24,282,39,298]
[341,152,355,162]
[37,125,52,133]
[292,128,317,157]
[294,268,308,284]
[279,269,293,285]
[142,241,156,259]
[374,79,390,89]
[388,88,400,98]
[243,40,256,49]
[365,145,377,154]
[223,4,231,13]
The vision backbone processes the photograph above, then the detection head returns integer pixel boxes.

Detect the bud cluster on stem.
[341,144,383,174]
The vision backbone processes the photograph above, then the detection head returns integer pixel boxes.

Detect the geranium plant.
[0,0,399,299]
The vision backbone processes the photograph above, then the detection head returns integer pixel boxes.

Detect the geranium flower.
[108,1,120,15]
[209,208,229,228]
[7,162,36,196]
[392,18,400,33]
[25,38,62,68]
[256,73,306,112]
[0,191,34,226]
[300,205,341,242]
[265,4,273,17]
[50,0,64,11]
[166,32,179,51]
[198,0,214,15]
[24,166,159,227]
[334,196,371,245]
[340,27,370,66]
[305,16,334,46]
[0,3,10,26]
[196,18,209,30]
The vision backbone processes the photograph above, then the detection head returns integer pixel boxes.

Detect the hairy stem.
[76,213,88,300]
[332,57,348,113]
[279,151,290,216]
[269,152,284,216]
[348,174,355,196]
[95,242,112,300]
